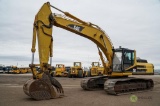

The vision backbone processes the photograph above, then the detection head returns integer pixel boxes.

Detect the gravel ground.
[0,74,160,106]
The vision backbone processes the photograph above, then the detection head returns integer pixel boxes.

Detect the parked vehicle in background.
[4,66,12,73]
[0,65,5,73]
[68,62,87,78]
[18,67,28,74]
[88,62,104,77]
[55,64,68,77]
[12,66,20,74]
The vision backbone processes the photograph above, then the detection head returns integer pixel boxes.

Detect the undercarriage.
[81,76,154,95]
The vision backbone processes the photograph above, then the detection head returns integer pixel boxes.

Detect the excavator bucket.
[23,72,64,100]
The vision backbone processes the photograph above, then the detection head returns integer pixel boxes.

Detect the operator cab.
[112,47,135,72]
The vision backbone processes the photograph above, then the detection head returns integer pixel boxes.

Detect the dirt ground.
[0,74,160,106]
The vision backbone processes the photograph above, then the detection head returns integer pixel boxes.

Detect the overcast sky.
[0,0,160,69]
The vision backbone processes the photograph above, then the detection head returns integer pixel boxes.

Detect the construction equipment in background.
[3,66,32,74]
[12,66,21,74]
[18,67,29,74]
[88,62,104,77]
[55,64,68,77]
[132,58,154,75]
[68,62,86,78]
[23,2,154,100]
[11,66,31,74]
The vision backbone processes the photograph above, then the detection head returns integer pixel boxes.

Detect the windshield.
[93,62,99,66]
[112,51,122,71]
[56,64,63,68]
[74,62,80,66]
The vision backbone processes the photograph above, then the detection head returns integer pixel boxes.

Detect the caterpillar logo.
[67,24,84,32]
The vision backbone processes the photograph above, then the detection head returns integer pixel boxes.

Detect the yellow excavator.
[23,2,154,100]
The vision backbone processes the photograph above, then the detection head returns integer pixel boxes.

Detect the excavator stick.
[23,2,64,100]
[23,72,64,100]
